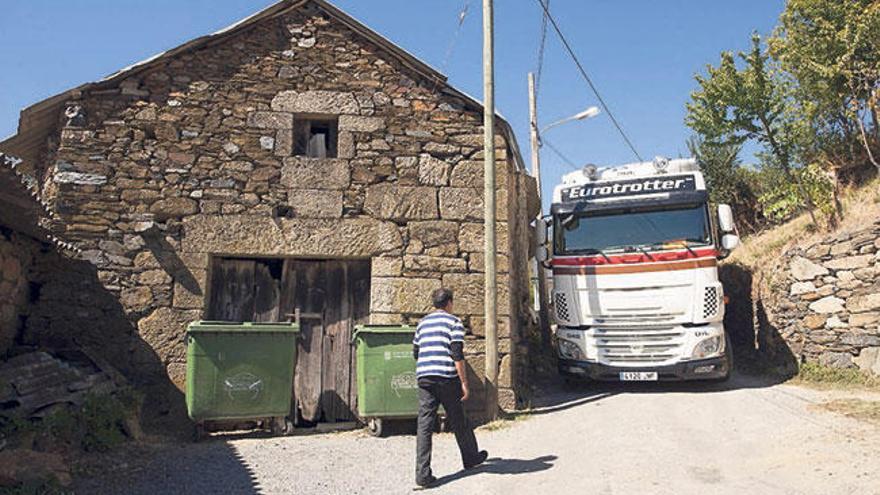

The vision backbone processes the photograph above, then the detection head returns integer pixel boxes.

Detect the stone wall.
[25,2,538,414]
[768,219,880,375]
[0,229,32,355]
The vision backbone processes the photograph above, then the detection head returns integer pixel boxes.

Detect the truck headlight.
[558,339,584,361]
[693,336,724,359]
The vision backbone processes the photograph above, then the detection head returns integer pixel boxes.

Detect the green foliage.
[686,34,803,170]
[758,163,836,222]
[0,477,71,495]
[687,136,764,232]
[0,389,137,454]
[686,1,880,228]
[795,361,880,389]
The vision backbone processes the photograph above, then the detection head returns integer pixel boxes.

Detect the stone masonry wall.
[769,219,880,375]
[0,229,32,356]
[31,2,538,414]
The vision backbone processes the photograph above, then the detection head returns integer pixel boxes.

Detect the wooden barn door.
[206,257,370,424]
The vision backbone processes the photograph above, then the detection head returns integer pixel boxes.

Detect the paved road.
[76,374,880,495]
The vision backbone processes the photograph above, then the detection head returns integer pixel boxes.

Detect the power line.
[534,0,550,97]
[542,137,580,171]
[533,0,644,162]
[440,0,473,74]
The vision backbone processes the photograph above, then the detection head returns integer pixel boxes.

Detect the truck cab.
[539,157,740,382]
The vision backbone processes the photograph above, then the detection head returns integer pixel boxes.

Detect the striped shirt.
[413,310,465,379]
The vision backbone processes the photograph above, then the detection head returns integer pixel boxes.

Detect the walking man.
[413,288,488,488]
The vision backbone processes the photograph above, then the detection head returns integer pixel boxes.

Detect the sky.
[0,0,785,205]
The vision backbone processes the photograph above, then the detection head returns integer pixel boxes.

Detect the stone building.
[1,0,540,423]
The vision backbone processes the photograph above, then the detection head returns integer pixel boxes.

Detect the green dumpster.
[355,325,443,437]
[186,321,299,438]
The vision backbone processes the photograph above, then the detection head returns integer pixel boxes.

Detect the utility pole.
[528,72,551,347]
[482,0,498,420]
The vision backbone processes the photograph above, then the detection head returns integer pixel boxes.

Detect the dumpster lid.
[353,325,414,338]
[187,321,301,333]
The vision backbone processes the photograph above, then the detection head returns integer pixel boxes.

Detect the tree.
[686,34,819,225]
[770,0,880,172]
[687,136,763,232]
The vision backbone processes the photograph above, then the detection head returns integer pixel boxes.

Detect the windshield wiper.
[620,244,656,261]
[575,248,613,263]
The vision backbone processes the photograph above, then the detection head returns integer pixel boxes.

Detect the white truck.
[537,157,740,382]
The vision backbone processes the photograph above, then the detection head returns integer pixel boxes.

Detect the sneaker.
[414,475,438,490]
[464,450,488,470]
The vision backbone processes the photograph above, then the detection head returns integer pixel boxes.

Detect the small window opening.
[294,117,338,158]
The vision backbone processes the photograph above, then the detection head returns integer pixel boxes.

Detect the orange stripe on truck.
[552,257,717,275]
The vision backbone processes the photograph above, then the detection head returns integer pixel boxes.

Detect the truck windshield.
[555,204,711,255]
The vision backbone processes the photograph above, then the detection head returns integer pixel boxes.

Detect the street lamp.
[538,106,600,142]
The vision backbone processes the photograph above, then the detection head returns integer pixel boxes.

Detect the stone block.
[459,222,509,253]
[403,255,467,273]
[469,252,509,273]
[370,313,404,325]
[790,281,816,296]
[439,187,508,222]
[498,354,513,388]
[271,90,359,114]
[281,157,350,190]
[469,316,511,338]
[138,307,201,362]
[120,286,153,313]
[805,243,831,259]
[803,314,827,330]
[849,312,880,327]
[829,241,853,257]
[847,293,880,313]
[439,187,482,221]
[818,351,854,369]
[182,216,402,257]
[288,189,343,218]
[442,273,510,315]
[275,130,293,157]
[338,132,355,159]
[449,160,483,188]
[808,296,845,314]
[150,197,198,220]
[790,256,829,281]
[247,111,293,129]
[338,115,384,132]
[841,333,880,347]
[363,185,438,221]
[370,277,441,313]
[372,257,402,277]
[408,220,458,253]
[418,154,450,186]
[824,255,873,271]
[854,347,880,376]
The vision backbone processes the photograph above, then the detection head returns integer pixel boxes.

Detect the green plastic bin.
[354,325,446,436]
[354,325,419,436]
[186,321,299,438]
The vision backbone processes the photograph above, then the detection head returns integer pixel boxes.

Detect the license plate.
[619,372,658,381]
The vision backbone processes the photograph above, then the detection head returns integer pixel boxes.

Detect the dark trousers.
[415,375,479,483]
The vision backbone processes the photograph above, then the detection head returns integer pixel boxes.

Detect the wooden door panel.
[292,261,326,423]
[206,259,255,321]
[253,261,281,322]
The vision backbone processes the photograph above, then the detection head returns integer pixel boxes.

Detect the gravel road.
[75,374,880,495]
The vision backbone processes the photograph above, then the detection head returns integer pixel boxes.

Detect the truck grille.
[591,326,685,366]
[703,286,720,319]
[555,293,570,322]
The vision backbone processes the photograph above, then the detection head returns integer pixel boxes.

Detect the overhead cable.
[534,0,644,162]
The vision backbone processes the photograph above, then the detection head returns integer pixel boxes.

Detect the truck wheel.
[367,418,385,437]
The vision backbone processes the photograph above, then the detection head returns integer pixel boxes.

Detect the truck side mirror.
[536,245,549,263]
[721,233,740,252]
[717,204,735,233]
[535,217,550,245]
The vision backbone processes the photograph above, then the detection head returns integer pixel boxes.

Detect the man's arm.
[450,341,468,401]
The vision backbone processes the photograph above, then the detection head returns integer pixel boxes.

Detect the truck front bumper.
[558,355,730,381]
